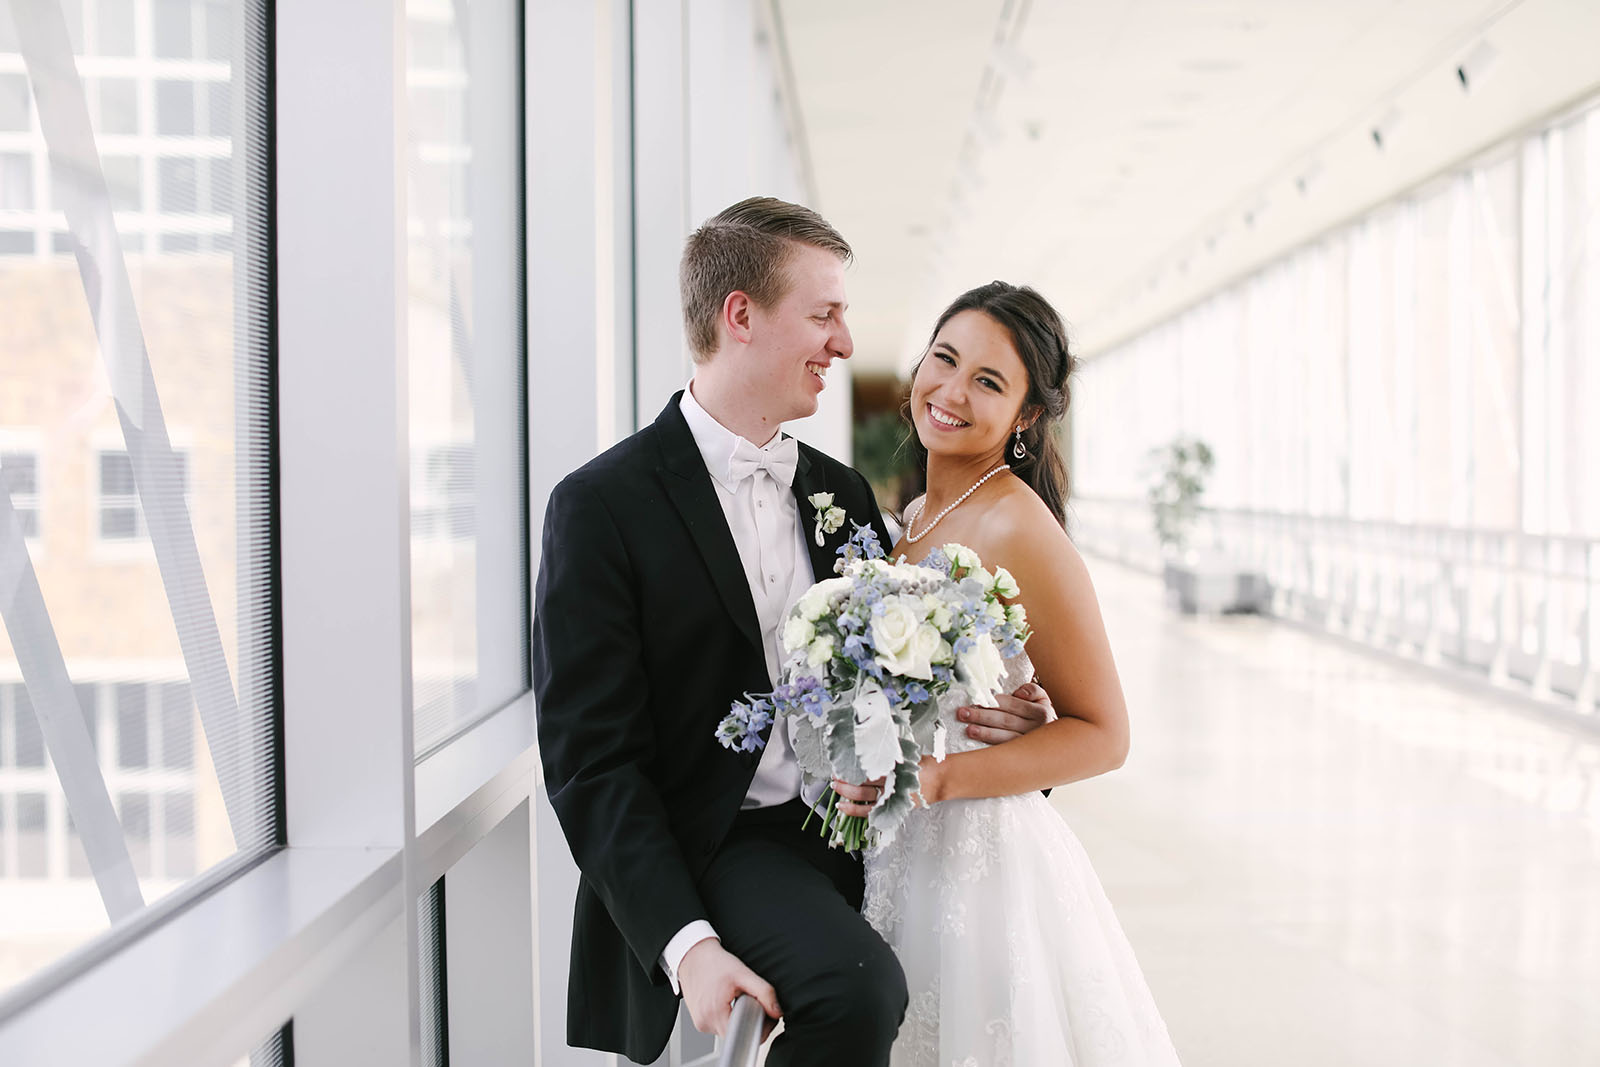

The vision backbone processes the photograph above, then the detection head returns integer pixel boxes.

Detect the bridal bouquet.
[715,524,1031,851]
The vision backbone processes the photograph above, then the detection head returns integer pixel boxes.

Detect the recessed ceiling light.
[1456,39,1499,93]
[1370,107,1403,150]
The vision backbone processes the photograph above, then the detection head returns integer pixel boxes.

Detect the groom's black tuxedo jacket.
[532,393,892,1062]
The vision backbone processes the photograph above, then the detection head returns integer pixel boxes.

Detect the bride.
[833,281,1182,1066]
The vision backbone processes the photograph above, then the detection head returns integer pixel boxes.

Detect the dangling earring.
[1012,425,1027,460]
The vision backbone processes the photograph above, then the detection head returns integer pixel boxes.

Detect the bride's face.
[909,310,1030,463]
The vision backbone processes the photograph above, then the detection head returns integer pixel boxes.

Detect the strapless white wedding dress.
[862,657,1182,1066]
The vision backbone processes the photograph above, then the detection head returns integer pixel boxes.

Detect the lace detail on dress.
[862,666,1182,1067]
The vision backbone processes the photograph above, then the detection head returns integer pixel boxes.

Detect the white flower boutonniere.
[807,491,847,546]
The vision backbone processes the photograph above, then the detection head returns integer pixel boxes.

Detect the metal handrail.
[1069,494,1600,718]
[720,995,765,1066]
[682,994,764,1067]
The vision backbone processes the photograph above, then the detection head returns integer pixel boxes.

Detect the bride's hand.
[958,681,1052,745]
[832,776,885,819]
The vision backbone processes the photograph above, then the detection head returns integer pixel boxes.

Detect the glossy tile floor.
[1059,558,1600,1067]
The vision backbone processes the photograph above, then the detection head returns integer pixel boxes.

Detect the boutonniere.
[807,491,847,546]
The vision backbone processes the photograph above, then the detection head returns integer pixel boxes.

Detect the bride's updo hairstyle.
[906,281,1076,525]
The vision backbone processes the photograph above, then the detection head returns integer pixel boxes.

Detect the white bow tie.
[727,435,799,489]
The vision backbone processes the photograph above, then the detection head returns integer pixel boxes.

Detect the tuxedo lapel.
[653,395,763,653]
[791,447,850,582]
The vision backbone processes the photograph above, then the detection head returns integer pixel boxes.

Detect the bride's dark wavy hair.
[902,281,1076,525]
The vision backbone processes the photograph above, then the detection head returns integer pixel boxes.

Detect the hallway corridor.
[1061,558,1600,1067]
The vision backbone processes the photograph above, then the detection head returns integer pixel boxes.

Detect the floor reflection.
[1057,558,1600,1067]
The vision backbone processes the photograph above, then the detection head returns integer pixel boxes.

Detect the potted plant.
[1146,437,1213,558]
[1145,437,1268,614]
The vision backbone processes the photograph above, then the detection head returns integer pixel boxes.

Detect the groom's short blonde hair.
[680,197,853,361]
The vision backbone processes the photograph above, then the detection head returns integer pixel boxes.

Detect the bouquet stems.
[803,786,869,853]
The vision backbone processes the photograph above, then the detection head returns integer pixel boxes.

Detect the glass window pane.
[103,154,142,212]
[158,156,197,212]
[92,0,136,56]
[160,683,194,769]
[406,0,526,752]
[96,77,140,136]
[153,0,193,58]
[73,682,100,755]
[100,505,139,539]
[99,450,135,495]
[203,81,231,137]
[0,230,32,255]
[0,451,36,495]
[0,0,276,997]
[0,73,31,132]
[0,153,32,210]
[120,793,152,878]
[201,0,233,60]
[13,687,45,767]
[16,793,48,877]
[116,683,150,769]
[164,793,195,877]
[155,80,195,136]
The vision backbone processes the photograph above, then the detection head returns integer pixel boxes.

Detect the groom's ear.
[722,290,754,346]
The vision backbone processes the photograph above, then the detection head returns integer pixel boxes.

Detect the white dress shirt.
[660,384,819,992]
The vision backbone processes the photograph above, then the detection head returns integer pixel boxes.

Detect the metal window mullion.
[278,0,422,1058]
[0,487,143,916]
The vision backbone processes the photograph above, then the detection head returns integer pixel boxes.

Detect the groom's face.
[743,242,853,423]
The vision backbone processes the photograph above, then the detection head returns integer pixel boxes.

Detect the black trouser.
[698,799,908,1067]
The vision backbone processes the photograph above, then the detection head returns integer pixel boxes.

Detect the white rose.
[807,633,836,668]
[957,633,1008,706]
[904,623,942,680]
[782,614,815,653]
[797,577,849,622]
[992,566,1020,599]
[946,543,981,571]
[871,599,935,681]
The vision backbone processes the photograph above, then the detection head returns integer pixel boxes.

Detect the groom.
[532,197,1050,1065]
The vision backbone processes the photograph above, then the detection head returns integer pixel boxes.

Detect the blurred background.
[0,0,1597,1064]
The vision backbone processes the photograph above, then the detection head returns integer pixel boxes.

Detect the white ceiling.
[776,0,1600,374]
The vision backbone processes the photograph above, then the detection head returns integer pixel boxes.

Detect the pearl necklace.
[904,463,1010,543]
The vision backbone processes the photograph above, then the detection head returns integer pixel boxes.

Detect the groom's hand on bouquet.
[958,681,1053,744]
[679,937,782,1040]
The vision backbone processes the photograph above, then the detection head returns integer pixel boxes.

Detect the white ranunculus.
[807,633,835,668]
[1006,602,1028,630]
[921,594,954,631]
[985,600,1007,625]
[957,633,1008,706]
[934,637,955,666]
[852,684,901,780]
[872,598,936,680]
[781,614,815,653]
[993,566,1020,599]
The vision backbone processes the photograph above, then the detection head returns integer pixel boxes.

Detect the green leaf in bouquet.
[822,706,867,784]
[905,695,943,753]
[790,713,831,780]
[869,733,925,845]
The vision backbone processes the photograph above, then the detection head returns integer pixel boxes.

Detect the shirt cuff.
[660,920,719,995]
